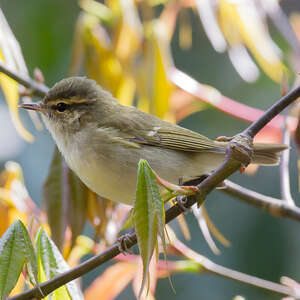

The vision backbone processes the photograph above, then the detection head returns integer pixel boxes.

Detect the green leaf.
[43,147,67,250]
[0,220,38,300]
[36,228,83,300]
[17,221,39,289]
[43,147,87,250]
[120,209,134,231]
[133,159,165,297]
[67,171,88,247]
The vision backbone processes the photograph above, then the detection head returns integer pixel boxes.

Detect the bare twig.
[244,85,300,138]
[280,114,295,205]
[221,180,300,221]
[170,239,296,298]
[262,0,300,58]
[0,61,49,97]
[116,249,295,298]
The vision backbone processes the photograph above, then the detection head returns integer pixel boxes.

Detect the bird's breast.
[52,127,225,205]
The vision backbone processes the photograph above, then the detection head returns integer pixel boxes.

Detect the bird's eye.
[56,102,68,112]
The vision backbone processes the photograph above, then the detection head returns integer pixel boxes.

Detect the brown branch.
[221,180,300,221]
[7,81,300,299]
[243,85,300,138]
[0,61,49,97]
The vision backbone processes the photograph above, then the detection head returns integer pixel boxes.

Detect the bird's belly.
[65,143,224,205]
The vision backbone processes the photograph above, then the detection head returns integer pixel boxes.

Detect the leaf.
[113,0,143,63]
[79,0,113,25]
[218,0,287,82]
[35,228,83,300]
[132,257,157,300]
[116,75,136,107]
[67,171,88,247]
[192,206,221,255]
[120,209,134,231]
[43,147,88,250]
[84,262,137,300]
[43,147,67,250]
[136,21,173,120]
[0,59,34,142]
[83,14,123,96]
[67,235,94,268]
[17,221,39,287]
[0,220,38,300]
[133,159,166,297]
[195,0,227,52]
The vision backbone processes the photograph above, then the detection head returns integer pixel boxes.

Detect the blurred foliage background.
[1,0,300,299]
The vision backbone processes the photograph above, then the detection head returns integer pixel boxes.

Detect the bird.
[19,77,287,205]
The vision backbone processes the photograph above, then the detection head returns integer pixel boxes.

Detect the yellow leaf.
[218,0,286,82]
[84,262,137,300]
[136,21,173,120]
[116,75,136,106]
[113,0,143,63]
[79,0,113,24]
[8,274,25,297]
[0,53,34,142]
[83,15,123,95]
[67,235,94,268]
[0,162,29,235]
[201,206,231,248]
[179,9,192,50]
[153,26,173,119]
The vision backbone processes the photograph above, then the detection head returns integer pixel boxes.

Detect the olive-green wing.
[132,125,225,153]
[102,105,225,153]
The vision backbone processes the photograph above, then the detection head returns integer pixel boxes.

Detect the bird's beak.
[18,101,44,112]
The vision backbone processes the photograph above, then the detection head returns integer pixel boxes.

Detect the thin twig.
[116,251,295,297]
[221,180,300,221]
[0,61,49,97]
[280,114,295,205]
[170,239,296,298]
[263,0,300,57]
[244,85,300,138]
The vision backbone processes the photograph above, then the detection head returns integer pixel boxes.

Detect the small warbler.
[19,77,287,205]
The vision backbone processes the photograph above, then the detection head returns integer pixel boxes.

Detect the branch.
[221,180,300,221]
[280,114,295,205]
[116,251,295,297]
[243,85,300,138]
[0,61,49,97]
[8,82,300,299]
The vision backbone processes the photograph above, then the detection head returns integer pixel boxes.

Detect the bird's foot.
[117,233,134,255]
[155,173,198,197]
[216,135,233,142]
[174,195,189,214]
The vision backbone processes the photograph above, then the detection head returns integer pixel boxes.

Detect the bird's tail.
[252,143,288,165]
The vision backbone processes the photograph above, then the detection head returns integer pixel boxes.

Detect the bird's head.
[19,77,117,135]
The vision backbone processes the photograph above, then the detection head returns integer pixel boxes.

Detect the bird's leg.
[216,135,234,142]
[117,233,134,255]
[216,135,250,173]
[174,195,189,214]
[154,172,198,197]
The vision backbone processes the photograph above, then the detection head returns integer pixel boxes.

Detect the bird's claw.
[155,172,198,196]
[117,234,134,255]
[174,195,189,214]
[216,135,233,142]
